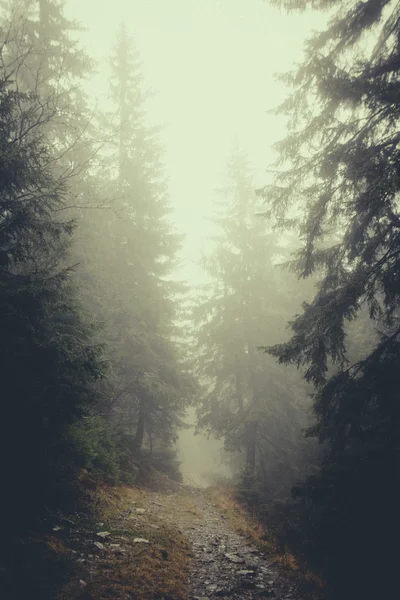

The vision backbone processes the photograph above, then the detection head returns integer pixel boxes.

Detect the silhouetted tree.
[0,1,126,482]
[260,1,400,596]
[0,56,104,530]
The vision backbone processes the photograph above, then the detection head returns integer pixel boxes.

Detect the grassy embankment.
[206,485,326,600]
[0,470,190,600]
[1,472,326,600]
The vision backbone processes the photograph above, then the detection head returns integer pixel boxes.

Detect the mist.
[1,1,398,599]
[177,408,233,487]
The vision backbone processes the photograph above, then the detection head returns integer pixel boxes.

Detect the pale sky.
[65,0,324,284]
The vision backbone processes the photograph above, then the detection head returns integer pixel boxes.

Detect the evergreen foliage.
[74,25,195,477]
[194,143,316,504]
[0,0,195,524]
[0,57,104,529]
[2,0,124,483]
[260,1,400,596]
[2,0,94,159]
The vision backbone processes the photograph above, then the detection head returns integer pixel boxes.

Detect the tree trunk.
[244,419,257,483]
[243,345,258,486]
[235,368,244,412]
[132,402,145,454]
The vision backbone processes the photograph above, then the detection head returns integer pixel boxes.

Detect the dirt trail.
[151,486,295,600]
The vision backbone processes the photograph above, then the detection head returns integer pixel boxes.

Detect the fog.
[177,408,233,487]
[58,0,325,493]
[65,0,325,285]
[2,3,398,598]
[0,0,330,502]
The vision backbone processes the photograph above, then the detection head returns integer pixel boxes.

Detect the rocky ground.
[150,486,296,600]
[5,476,317,599]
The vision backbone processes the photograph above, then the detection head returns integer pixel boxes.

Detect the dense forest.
[0,1,399,599]
[0,0,195,527]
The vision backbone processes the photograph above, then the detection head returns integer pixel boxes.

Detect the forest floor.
[1,472,325,600]
[150,485,297,600]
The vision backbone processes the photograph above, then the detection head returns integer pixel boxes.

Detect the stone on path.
[224,552,244,564]
[96,531,111,538]
[161,487,296,600]
[237,569,256,575]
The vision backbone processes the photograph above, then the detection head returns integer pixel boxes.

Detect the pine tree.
[2,1,90,90]
[76,26,194,474]
[0,53,104,530]
[194,143,314,500]
[2,0,99,205]
[112,26,192,455]
[0,1,127,483]
[259,1,400,596]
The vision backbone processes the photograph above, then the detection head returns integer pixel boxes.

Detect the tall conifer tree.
[0,45,104,529]
[260,1,400,595]
[77,26,193,469]
[194,143,314,498]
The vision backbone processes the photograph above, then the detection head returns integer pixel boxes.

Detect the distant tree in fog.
[79,25,194,465]
[193,142,315,500]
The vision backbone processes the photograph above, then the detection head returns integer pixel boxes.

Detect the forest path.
[150,485,295,600]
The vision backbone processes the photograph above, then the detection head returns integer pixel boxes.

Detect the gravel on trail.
[150,486,295,600]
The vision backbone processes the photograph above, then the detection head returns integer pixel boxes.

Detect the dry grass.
[275,553,324,588]
[206,486,325,600]
[0,472,191,600]
[205,486,275,553]
[43,536,70,555]
[56,478,191,600]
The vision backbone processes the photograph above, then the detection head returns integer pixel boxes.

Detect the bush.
[69,416,120,484]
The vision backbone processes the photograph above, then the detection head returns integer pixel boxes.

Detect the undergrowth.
[0,470,190,600]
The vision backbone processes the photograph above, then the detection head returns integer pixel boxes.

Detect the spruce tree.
[0,0,125,482]
[2,1,90,90]
[2,0,99,204]
[260,1,400,596]
[0,56,103,530]
[111,26,191,455]
[77,26,193,473]
[194,143,314,500]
